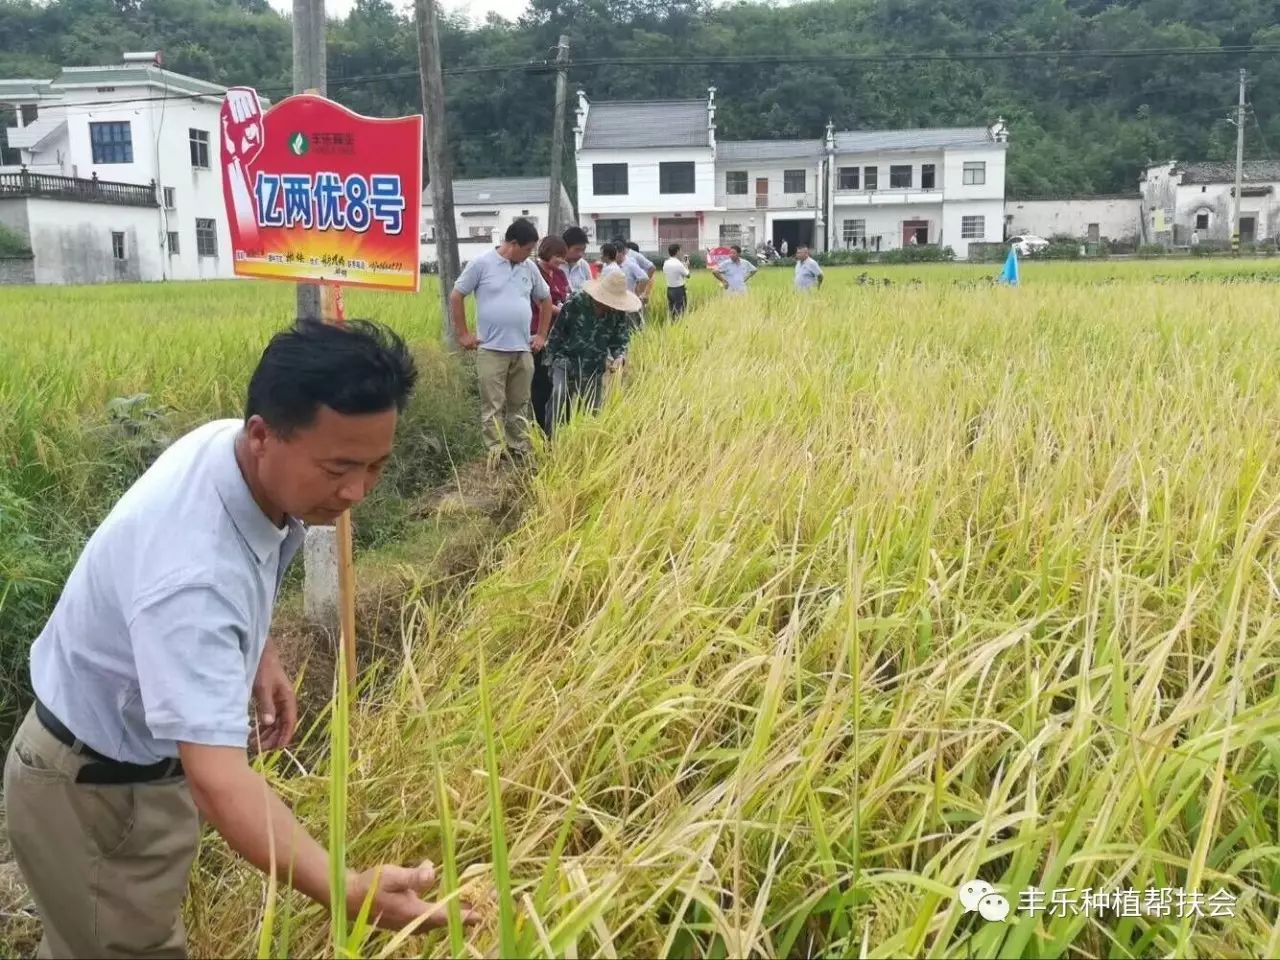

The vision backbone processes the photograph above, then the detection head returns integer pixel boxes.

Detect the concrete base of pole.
[303,524,339,631]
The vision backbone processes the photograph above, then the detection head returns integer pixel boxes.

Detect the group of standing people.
[449,219,643,463]
[450,221,825,462]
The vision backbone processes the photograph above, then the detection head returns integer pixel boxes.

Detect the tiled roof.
[833,127,994,153]
[581,99,711,149]
[423,177,562,206]
[1179,160,1280,184]
[716,139,823,162]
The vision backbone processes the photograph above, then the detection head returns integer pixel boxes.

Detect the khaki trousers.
[476,348,535,455]
[4,707,199,959]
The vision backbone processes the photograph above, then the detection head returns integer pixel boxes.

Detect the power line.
[12,43,1280,115]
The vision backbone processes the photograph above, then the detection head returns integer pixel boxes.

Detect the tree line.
[2,0,1278,199]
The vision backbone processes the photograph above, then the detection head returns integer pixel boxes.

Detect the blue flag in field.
[998,246,1019,286]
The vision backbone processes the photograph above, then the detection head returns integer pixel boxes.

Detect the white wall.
[1006,198,1140,242]
[941,146,1006,201]
[19,197,163,284]
[940,199,1005,259]
[577,146,716,216]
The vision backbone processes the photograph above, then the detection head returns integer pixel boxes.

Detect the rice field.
[5,258,1280,958]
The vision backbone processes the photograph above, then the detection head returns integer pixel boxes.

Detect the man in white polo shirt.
[5,320,474,959]
[793,244,823,292]
[450,218,552,462]
[662,242,691,319]
[712,244,757,294]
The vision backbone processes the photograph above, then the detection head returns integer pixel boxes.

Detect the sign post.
[220,87,423,685]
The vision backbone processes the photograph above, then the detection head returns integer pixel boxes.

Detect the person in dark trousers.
[662,242,690,320]
[531,234,570,436]
[545,270,641,433]
[5,320,476,959]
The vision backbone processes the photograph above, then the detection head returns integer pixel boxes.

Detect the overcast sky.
[267,0,529,24]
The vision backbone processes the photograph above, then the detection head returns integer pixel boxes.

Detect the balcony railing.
[718,191,819,210]
[0,169,158,208]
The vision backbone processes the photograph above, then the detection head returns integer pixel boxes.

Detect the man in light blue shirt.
[560,225,592,293]
[794,244,823,291]
[713,245,758,294]
[450,218,552,460]
[6,321,472,959]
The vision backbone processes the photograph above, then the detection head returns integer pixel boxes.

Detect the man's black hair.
[562,225,589,247]
[505,218,539,245]
[625,240,640,252]
[246,319,418,436]
[610,237,628,248]
[601,242,618,261]
[730,244,742,254]
[668,243,681,257]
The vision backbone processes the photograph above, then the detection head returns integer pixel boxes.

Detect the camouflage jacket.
[545,291,631,375]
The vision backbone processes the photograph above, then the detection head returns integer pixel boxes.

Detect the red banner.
[706,246,734,269]
[220,88,422,291]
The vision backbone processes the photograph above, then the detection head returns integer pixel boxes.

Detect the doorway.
[902,220,930,245]
[772,219,814,252]
[1240,215,1257,243]
[658,217,699,253]
[755,177,769,209]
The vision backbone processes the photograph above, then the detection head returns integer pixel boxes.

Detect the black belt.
[35,700,183,784]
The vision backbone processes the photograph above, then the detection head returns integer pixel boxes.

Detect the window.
[921,164,936,189]
[783,169,806,193]
[111,231,126,261]
[189,128,210,169]
[593,163,628,196]
[838,167,859,190]
[864,165,878,190]
[963,161,986,186]
[1195,212,1210,230]
[719,223,743,244]
[0,106,19,165]
[660,161,695,194]
[167,231,180,255]
[163,186,176,209]
[90,121,133,164]
[961,215,985,239]
[725,170,748,195]
[842,219,866,246]
[890,165,912,189]
[196,218,218,257]
[596,218,631,242]
[468,226,494,240]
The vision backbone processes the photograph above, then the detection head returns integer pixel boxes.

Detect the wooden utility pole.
[1232,67,1247,256]
[415,0,460,350]
[292,0,325,321]
[547,34,571,237]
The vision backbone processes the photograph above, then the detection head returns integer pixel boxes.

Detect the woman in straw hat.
[544,270,641,434]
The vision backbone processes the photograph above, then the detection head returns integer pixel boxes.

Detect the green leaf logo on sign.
[288,132,309,156]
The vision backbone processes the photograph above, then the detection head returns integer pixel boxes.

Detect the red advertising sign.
[220,88,422,291]
[706,246,733,269]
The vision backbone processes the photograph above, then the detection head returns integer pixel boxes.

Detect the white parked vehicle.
[1009,234,1051,256]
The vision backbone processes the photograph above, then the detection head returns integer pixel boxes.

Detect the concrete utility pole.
[547,34,571,237]
[415,0,460,350]
[1233,67,1247,256]
[292,0,326,321]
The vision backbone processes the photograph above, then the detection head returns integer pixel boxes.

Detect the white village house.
[574,87,1009,259]
[419,176,574,267]
[1140,160,1280,247]
[1005,195,1141,246]
[0,52,236,285]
